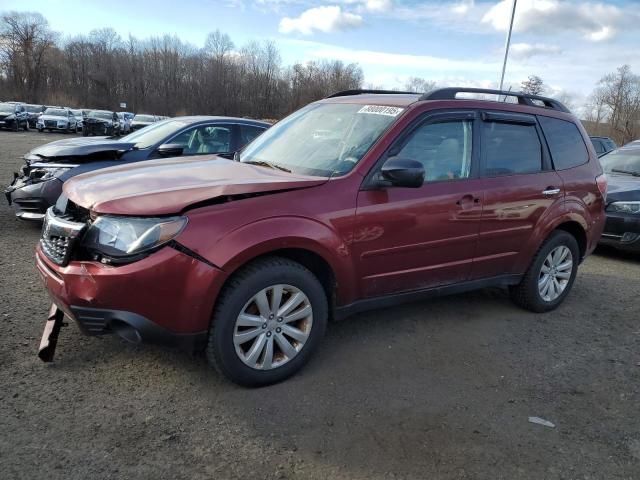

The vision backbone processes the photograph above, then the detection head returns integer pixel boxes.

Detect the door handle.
[456,195,480,207]
[542,187,561,196]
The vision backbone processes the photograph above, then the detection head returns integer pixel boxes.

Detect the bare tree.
[404,77,436,93]
[520,75,545,95]
[0,11,56,102]
[0,10,364,119]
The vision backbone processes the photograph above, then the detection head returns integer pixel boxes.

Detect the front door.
[353,111,484,298]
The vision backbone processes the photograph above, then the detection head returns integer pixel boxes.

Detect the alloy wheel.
[233,284,313,370]
[538,245,573,302]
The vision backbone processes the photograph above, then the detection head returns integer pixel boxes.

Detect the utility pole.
[499,0,517,91]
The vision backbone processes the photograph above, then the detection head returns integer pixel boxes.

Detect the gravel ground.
[0,130,639,479]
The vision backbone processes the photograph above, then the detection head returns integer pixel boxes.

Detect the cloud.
[279,6,363,35]
[363,0,392,12]
[481,0,636,42]
[509,42,561,60]
[451,0,474,15]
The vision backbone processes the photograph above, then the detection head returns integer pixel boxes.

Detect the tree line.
[0,11,364,119]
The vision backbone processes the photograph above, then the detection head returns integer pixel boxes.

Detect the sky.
[3,0,640,110]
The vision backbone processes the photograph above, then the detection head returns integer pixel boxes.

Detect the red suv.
[36,88,607,386]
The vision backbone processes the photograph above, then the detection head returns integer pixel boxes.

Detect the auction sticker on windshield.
[358,105,404,117]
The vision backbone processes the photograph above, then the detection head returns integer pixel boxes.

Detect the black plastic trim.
[169,240,219,268]
[326,89,418,98]
[421,88,570,113]
[69,305,207,352]
[334,274,522,320]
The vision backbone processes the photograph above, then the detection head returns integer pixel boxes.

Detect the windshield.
[26,105,43,113]
[239,103,402,176]
[70,109,82,116]
[44,108,67,116]
[600,149,640,174]
[134,115,155,122]
[120,119,188,148]
[88,111,112,120]
[0,103,15,113]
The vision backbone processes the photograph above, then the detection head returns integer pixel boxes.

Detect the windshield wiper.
[611,168,640,177]
[243,160,291,173]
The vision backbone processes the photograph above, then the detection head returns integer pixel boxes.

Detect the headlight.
[6,114,15,120]
[607,201,640,214]
[28,167,71,183]
[81,216,188,260]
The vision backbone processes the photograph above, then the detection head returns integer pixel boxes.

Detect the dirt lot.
[0,130,639,479]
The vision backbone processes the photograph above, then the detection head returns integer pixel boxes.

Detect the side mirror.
[157,144,185,157]
[380,157,425,188]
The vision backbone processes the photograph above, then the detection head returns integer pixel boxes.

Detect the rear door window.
[239,124,267,145]
[591,139,605,155]
[539,116,589,169]
[481,121,542,176]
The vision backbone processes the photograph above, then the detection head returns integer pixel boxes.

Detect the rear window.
[539,116,589,169]
[482,122,542,176]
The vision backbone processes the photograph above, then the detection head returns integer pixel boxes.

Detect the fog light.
[621,232,640,243]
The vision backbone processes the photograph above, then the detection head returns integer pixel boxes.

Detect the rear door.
[472,111,564,279]
[353,110,484,297]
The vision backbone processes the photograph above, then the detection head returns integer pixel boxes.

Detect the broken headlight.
[28,167,70,183]
[81,215,188,261]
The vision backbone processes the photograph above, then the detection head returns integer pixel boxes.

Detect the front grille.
[44,120,56,128]
[40,207,86,266]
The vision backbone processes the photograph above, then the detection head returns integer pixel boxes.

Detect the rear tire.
[207,257,328,387]
[510,230,580,313]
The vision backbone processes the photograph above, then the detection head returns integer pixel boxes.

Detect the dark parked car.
[83,110,120,136]
[33,88,606,387]
[130,114,158,131]
[5,116,269,220]
[590,136,617,157]
[598,144,640,252]
[0,102,29,131]
[25,104,45,128]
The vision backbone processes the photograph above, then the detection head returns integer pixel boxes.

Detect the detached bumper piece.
[38,304,66,362]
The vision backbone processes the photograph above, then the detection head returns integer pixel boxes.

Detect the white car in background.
[70,109,84,132]
[117,112,134,134]
[37,107,79,133]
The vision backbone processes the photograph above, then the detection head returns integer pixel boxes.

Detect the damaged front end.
[5,139,135,220]
[4,158,76,220]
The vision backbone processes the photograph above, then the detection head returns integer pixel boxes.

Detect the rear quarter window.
[539,116,589,170]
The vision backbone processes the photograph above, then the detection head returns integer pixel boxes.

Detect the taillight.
[596,174,608,202]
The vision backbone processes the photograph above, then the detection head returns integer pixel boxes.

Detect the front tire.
[207,257,328,387]
[510,230,580,313]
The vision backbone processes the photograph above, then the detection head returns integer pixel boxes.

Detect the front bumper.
[598,211,640,253]
[35,244,228,351]
[4,177,62,220]
[38,124,69,131]
[0,118,18,129]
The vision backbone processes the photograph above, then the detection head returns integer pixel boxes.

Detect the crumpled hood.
[607,174,640,203]
[85,117,113,124]
[64,156,328,215]
[26,137,135,162]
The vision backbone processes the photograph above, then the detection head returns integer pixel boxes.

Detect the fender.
[179,215,358,305]
[514,200,590,272]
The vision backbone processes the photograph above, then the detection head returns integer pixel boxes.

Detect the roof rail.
[326,89,418,98]
[420,87,570,113]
